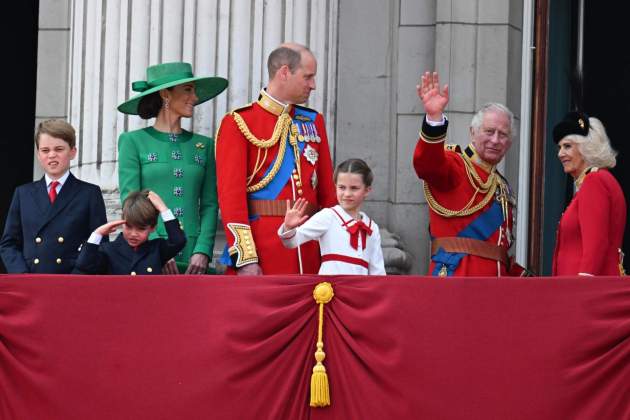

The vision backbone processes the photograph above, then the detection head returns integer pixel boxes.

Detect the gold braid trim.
[423,154,502,218]
[246,136,288,192]
[231,111,293,192]
[232,111,292,149]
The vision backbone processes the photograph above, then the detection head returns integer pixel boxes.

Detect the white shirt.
[45,171,70,195]
[278,205,386,275]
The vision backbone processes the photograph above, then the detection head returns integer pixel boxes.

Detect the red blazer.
[216,97,336,274]
[553,169,626,276]
[413,119,516,276]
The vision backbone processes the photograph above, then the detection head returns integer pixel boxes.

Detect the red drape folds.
[0,275,629,420]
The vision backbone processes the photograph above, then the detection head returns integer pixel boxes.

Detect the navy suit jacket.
[74,218,186,275]
[0,173,108,273]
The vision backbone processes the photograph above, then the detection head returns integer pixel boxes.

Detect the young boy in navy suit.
[0,120,108,273]
[75,190,186,275]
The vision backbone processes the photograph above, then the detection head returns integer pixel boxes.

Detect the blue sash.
[221,107,315,267]
[431,201,504,276]
[248,107,314,200]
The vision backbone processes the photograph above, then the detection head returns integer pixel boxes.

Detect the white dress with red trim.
[278,205,386,275]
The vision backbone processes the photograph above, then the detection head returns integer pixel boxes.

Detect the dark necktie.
[49,181,60,204]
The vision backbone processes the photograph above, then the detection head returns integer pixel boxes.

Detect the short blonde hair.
[563,117,617,168]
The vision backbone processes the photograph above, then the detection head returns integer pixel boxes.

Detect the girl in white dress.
[278,159,386,275]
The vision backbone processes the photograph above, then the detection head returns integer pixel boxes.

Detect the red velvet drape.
[0,275,629,419]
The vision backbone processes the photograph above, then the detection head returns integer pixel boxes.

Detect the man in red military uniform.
[413,71,527,276]
[216,43,336,275]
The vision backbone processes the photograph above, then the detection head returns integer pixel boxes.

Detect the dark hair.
[137,91,164,119]
[334,158,374,187]
[122,190,159,228]
[267,46,304,79]
[35,119,76,148]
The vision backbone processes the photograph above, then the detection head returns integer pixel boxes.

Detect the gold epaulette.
[444,144,461,153]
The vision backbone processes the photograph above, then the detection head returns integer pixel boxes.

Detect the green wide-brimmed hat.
[117,62,228,115]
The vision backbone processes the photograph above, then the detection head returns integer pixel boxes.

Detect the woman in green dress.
[117,62,228,274]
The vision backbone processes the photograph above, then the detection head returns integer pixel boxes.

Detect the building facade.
[36,0,530,274]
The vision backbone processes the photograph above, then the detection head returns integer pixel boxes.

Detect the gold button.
[130,271,137,276]
[297,189,303,195]
[292,169,297,174]
[58,237,64,243]
[147,267,153,273]
[35,237,42,244]
[33,258,40,264]
[56,258,62,264]
[293,174,299,180]
[296,181,302,187]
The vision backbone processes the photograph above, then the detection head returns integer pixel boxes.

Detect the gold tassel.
[310,282,334,408]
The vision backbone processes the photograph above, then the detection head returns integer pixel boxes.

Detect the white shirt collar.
[45,170,70,188]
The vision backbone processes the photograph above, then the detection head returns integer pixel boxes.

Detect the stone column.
[67,0,339,257]
[336,0,524,274]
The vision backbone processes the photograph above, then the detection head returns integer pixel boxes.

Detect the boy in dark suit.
[75,190,186,275]
[0,120,108,273]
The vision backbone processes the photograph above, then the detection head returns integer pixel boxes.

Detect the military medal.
[195,142,205,149]
[313,125,321,143]
[304,144,319,165]
[296,123,305,142]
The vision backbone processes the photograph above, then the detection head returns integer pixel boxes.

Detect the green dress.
[118,127,218,273]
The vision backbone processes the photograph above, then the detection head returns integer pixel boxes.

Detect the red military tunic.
[413,118,518,276]
[552,168,626,276]
[215,90,336,274]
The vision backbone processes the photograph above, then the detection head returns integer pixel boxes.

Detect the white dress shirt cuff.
[88,232,103,245]
[425,114,446,126]
[161,209,175,222]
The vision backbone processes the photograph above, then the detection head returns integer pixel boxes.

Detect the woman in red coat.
[552,111,626,276]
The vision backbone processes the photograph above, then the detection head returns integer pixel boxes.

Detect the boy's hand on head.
[95,220,126,236]
[147,191,168,213]
[283,198,309,230]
